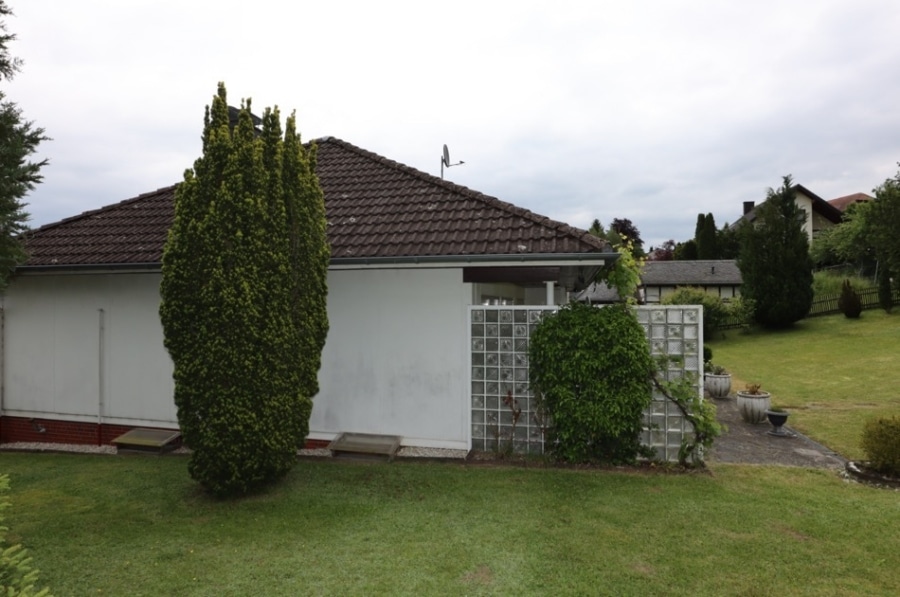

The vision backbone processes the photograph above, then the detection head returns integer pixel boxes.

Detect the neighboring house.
[738,184,843,244]
[0,137,616,450]
[577,259,741,304]
[827,192,873,212]
[640,260,742,303]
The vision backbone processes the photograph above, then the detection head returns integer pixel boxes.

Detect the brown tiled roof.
[827,192,873,212]
[21,137,609,268]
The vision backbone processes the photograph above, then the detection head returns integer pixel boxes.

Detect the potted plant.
[703,362,732,399]
[736,383,771,424]
[765,406,790,436]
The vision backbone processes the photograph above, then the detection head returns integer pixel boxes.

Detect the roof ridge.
[318,137,610,252]
[25,184,180,237]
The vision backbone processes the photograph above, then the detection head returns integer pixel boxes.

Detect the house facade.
[1,138,616,450]
[739,184,843,244]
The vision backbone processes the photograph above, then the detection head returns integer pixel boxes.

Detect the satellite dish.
[440,144,465,179]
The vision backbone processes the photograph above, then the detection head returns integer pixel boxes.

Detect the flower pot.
[704,373,732,399]
[736,391,771,424]
[765,409,790,436]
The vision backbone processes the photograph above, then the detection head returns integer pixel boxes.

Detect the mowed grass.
[708,310,900,460]
[2,453,898,596]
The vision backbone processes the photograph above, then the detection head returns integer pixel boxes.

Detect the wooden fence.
[718,287,900,329]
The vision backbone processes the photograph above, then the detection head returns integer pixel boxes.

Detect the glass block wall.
[469,305,703,461]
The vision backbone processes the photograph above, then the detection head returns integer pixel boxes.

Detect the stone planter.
[765,409,790,436]
[704,373,732,399]
[736,391,771,424]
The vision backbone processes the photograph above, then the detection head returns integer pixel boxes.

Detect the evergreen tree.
[716,222,741,259]
[0,2,48,289]
[160,84,328,496]
[867,168,900,300]
[696,213,718,259]
[738,175,813,328]
[675,239,698,260]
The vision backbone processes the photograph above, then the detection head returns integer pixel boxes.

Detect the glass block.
[515,338,528,351]
[471,323,484,338]
[486,411,499,424]
[472,394,484,408]
[683,325,698,340]
[514,324,527,337]
[499,353,513,367]
[528,310,543,323]
[641,323,649,337]
[499,310,513,323]
[472,338,485,351]
[684,340,698,355]
[514,309,527,323]
[514,368,527,381]
[651,310,666,323]
[667,340,683,354]
[485,338,498,352]
[515,353,528,367]
[636,309,650,323]
[651,340,665,354]
[667,309,683,323]
[472,424,484,439]
[651,325,666,339]
[500,324,513,337]
[667,325,682,338]
[471,382,484,396]
[486,353,498,366]
[486,324,499,337]
[514,426,528,439]
[472,367,484,380]
[684,309,699,324]
[515,382,529,396]
[684,355,699,371]
[471,410,485,424]
[500,368,514,382]
[500,339,513,351]
[486,382,499,395]
[485,395,499,410]
[472,310,485,323]
[486,309,499,323]
[472,353,485,366]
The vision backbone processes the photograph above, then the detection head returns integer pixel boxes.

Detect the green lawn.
[708,310,900,460]
[3,311,900,595]
[1,453,898,596]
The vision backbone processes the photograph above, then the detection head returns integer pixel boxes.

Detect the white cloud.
[8,0,900,247]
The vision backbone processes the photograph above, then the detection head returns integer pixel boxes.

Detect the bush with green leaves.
[661,287,730,337]
[0,475,51,596]
[860,416,900,476]
[838,279,862,319]
[529,302,655,464]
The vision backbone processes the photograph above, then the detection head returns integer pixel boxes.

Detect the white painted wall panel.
[312,268,470,449]
[2,273,176,426]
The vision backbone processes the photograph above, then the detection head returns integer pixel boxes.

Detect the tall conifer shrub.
[160,84,328,496]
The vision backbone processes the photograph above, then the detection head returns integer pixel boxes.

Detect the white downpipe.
[98,308,105,444]
[545,281,555,306]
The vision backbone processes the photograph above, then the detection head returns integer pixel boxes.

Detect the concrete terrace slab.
[112,428,182,454]
[329,432,402,462]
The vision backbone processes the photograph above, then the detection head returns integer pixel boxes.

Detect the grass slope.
[708,311,900,460]
[2,454,898,596]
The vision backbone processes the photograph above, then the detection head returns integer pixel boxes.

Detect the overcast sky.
[7,0,900,248]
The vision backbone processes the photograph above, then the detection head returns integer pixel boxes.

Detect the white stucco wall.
[2,272,177,426]
[311,268,471,449]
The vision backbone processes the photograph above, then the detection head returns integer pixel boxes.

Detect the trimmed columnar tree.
[738,175,813,328]
[160,84,328,496]
[868,168,900,310]
[0,2,48,289]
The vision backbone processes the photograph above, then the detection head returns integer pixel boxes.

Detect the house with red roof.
[1,138,617,450]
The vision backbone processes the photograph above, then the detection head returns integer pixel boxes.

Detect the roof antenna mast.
[441,144,465,179]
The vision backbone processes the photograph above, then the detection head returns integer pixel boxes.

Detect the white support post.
[545,281,555,306]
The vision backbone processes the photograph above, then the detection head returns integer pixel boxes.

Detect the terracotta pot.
[704,373,732,399]
[736,391,771,424]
